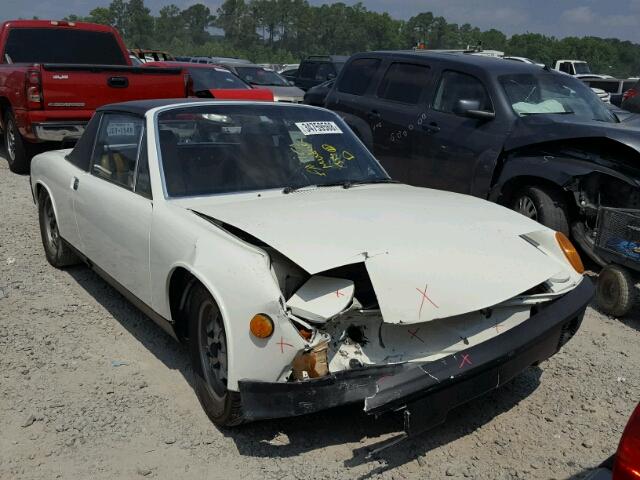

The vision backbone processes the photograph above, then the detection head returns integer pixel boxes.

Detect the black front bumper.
[239,278,594,434]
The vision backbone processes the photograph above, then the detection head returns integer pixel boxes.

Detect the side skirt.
[63,239,179,341]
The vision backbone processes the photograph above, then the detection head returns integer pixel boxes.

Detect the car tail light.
[26,69,43,109]
[613,403,640,480]
[623,88,638,102]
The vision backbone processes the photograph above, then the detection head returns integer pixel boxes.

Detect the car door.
[366,61,434,184]
[73,112,153,304]
[420,69,503,194]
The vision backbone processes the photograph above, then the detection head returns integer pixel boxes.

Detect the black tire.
[596,264,637,317]
[4,110,34,174]
[187,284,244,427]
[512,184,570,236]
[38,191,79,268]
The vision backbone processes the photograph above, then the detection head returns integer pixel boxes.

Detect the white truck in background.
[553,59,613,79]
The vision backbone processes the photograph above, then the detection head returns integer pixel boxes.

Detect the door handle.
[422,122,440,134]
[71,177,79,191]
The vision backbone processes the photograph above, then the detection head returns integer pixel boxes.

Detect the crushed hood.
[504,114,640,154]
[182,185,566,324]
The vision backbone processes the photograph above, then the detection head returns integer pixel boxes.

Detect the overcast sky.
[2,0,639,43]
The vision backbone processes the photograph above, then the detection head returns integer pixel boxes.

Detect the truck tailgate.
[41,64,185,110]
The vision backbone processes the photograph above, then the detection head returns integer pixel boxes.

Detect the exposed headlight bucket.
[556,232,585,274]
[250,314,274,338]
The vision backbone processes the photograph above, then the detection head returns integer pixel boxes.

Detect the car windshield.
[157,105,389,197]
[500,73,617,122]
[574,63,591,74]
[235,67,289,86]
[187,67,250,91]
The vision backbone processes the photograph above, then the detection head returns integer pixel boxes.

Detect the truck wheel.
[187,284,244,427]
[596,264,637,317]
[38,191,79,268]
[512,185,570,236]
[4,111,34,174]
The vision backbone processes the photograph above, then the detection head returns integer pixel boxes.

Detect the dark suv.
[286,55,348,91]
[326,51,640,316]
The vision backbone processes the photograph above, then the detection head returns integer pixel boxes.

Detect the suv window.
[433,71,493,114]
[315,63,335,81]
[91,114,144,190]
[338,58,381,96]
[299,62,319,79]
[377,62,430,104]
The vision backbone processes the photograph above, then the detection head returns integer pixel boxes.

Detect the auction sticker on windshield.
[296,121,343,136]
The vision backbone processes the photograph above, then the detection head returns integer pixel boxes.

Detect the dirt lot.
[0,155,638,480]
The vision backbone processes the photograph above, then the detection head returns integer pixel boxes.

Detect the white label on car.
[295,121,343,136]
[106,122,136,137]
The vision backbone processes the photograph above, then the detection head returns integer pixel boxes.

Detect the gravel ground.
[0,154,638,480]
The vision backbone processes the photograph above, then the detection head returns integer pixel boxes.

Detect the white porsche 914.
[30,100,593,435]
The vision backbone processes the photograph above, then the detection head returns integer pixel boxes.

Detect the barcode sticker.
[295,121,343,136]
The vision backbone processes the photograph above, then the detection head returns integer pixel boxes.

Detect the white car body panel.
[29,101,584,393]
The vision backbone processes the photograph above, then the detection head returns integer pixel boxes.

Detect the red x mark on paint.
[459,353,472,369]
[416,283,439,318]
[408,327,425,343]
[277,337,293,354]
[336,289,345,298]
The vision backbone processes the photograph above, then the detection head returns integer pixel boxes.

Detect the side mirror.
[454,99,496,120]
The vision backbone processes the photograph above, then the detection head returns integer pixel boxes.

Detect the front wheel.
[512,185,570,236]
[187,284,244,427]
[596,264,637,317]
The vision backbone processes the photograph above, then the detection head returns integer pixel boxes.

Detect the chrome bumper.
[33,122,86,142]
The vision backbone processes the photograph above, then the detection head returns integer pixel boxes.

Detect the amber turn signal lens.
[556,232,584,274]
[250,314,274,339]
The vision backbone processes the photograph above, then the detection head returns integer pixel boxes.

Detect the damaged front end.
[239,241,593,439]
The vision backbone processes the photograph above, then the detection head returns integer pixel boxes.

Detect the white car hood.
[182,184,566,324]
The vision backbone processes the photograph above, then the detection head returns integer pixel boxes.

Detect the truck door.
[420,69,503,194]
[365,61,433,184]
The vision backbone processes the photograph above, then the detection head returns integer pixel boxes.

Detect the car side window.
[299,62,318,79]
[90,113,144,191]
[559,62,572,74]
[432,71,493,114]
[66,113,102,171]
[337,58,381,96]
[377,62,431,104]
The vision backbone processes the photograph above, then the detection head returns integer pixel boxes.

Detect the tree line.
[64,0,640,78]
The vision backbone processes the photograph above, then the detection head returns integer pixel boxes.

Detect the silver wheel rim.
[198,300,228,399]
[6,119,16,162]
[43,197,59,252]
[516,195,538,220]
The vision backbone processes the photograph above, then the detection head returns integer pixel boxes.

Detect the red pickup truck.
[0,20,188,173]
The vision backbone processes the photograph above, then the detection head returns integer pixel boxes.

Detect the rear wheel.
[187,284,244,427]
[4,111,34,174]
[596,264,637,317]
[512,185,570,236]
[38,191,79,268]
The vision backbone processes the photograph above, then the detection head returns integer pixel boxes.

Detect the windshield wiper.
[319,178,399,189]
[282,184,316,194]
